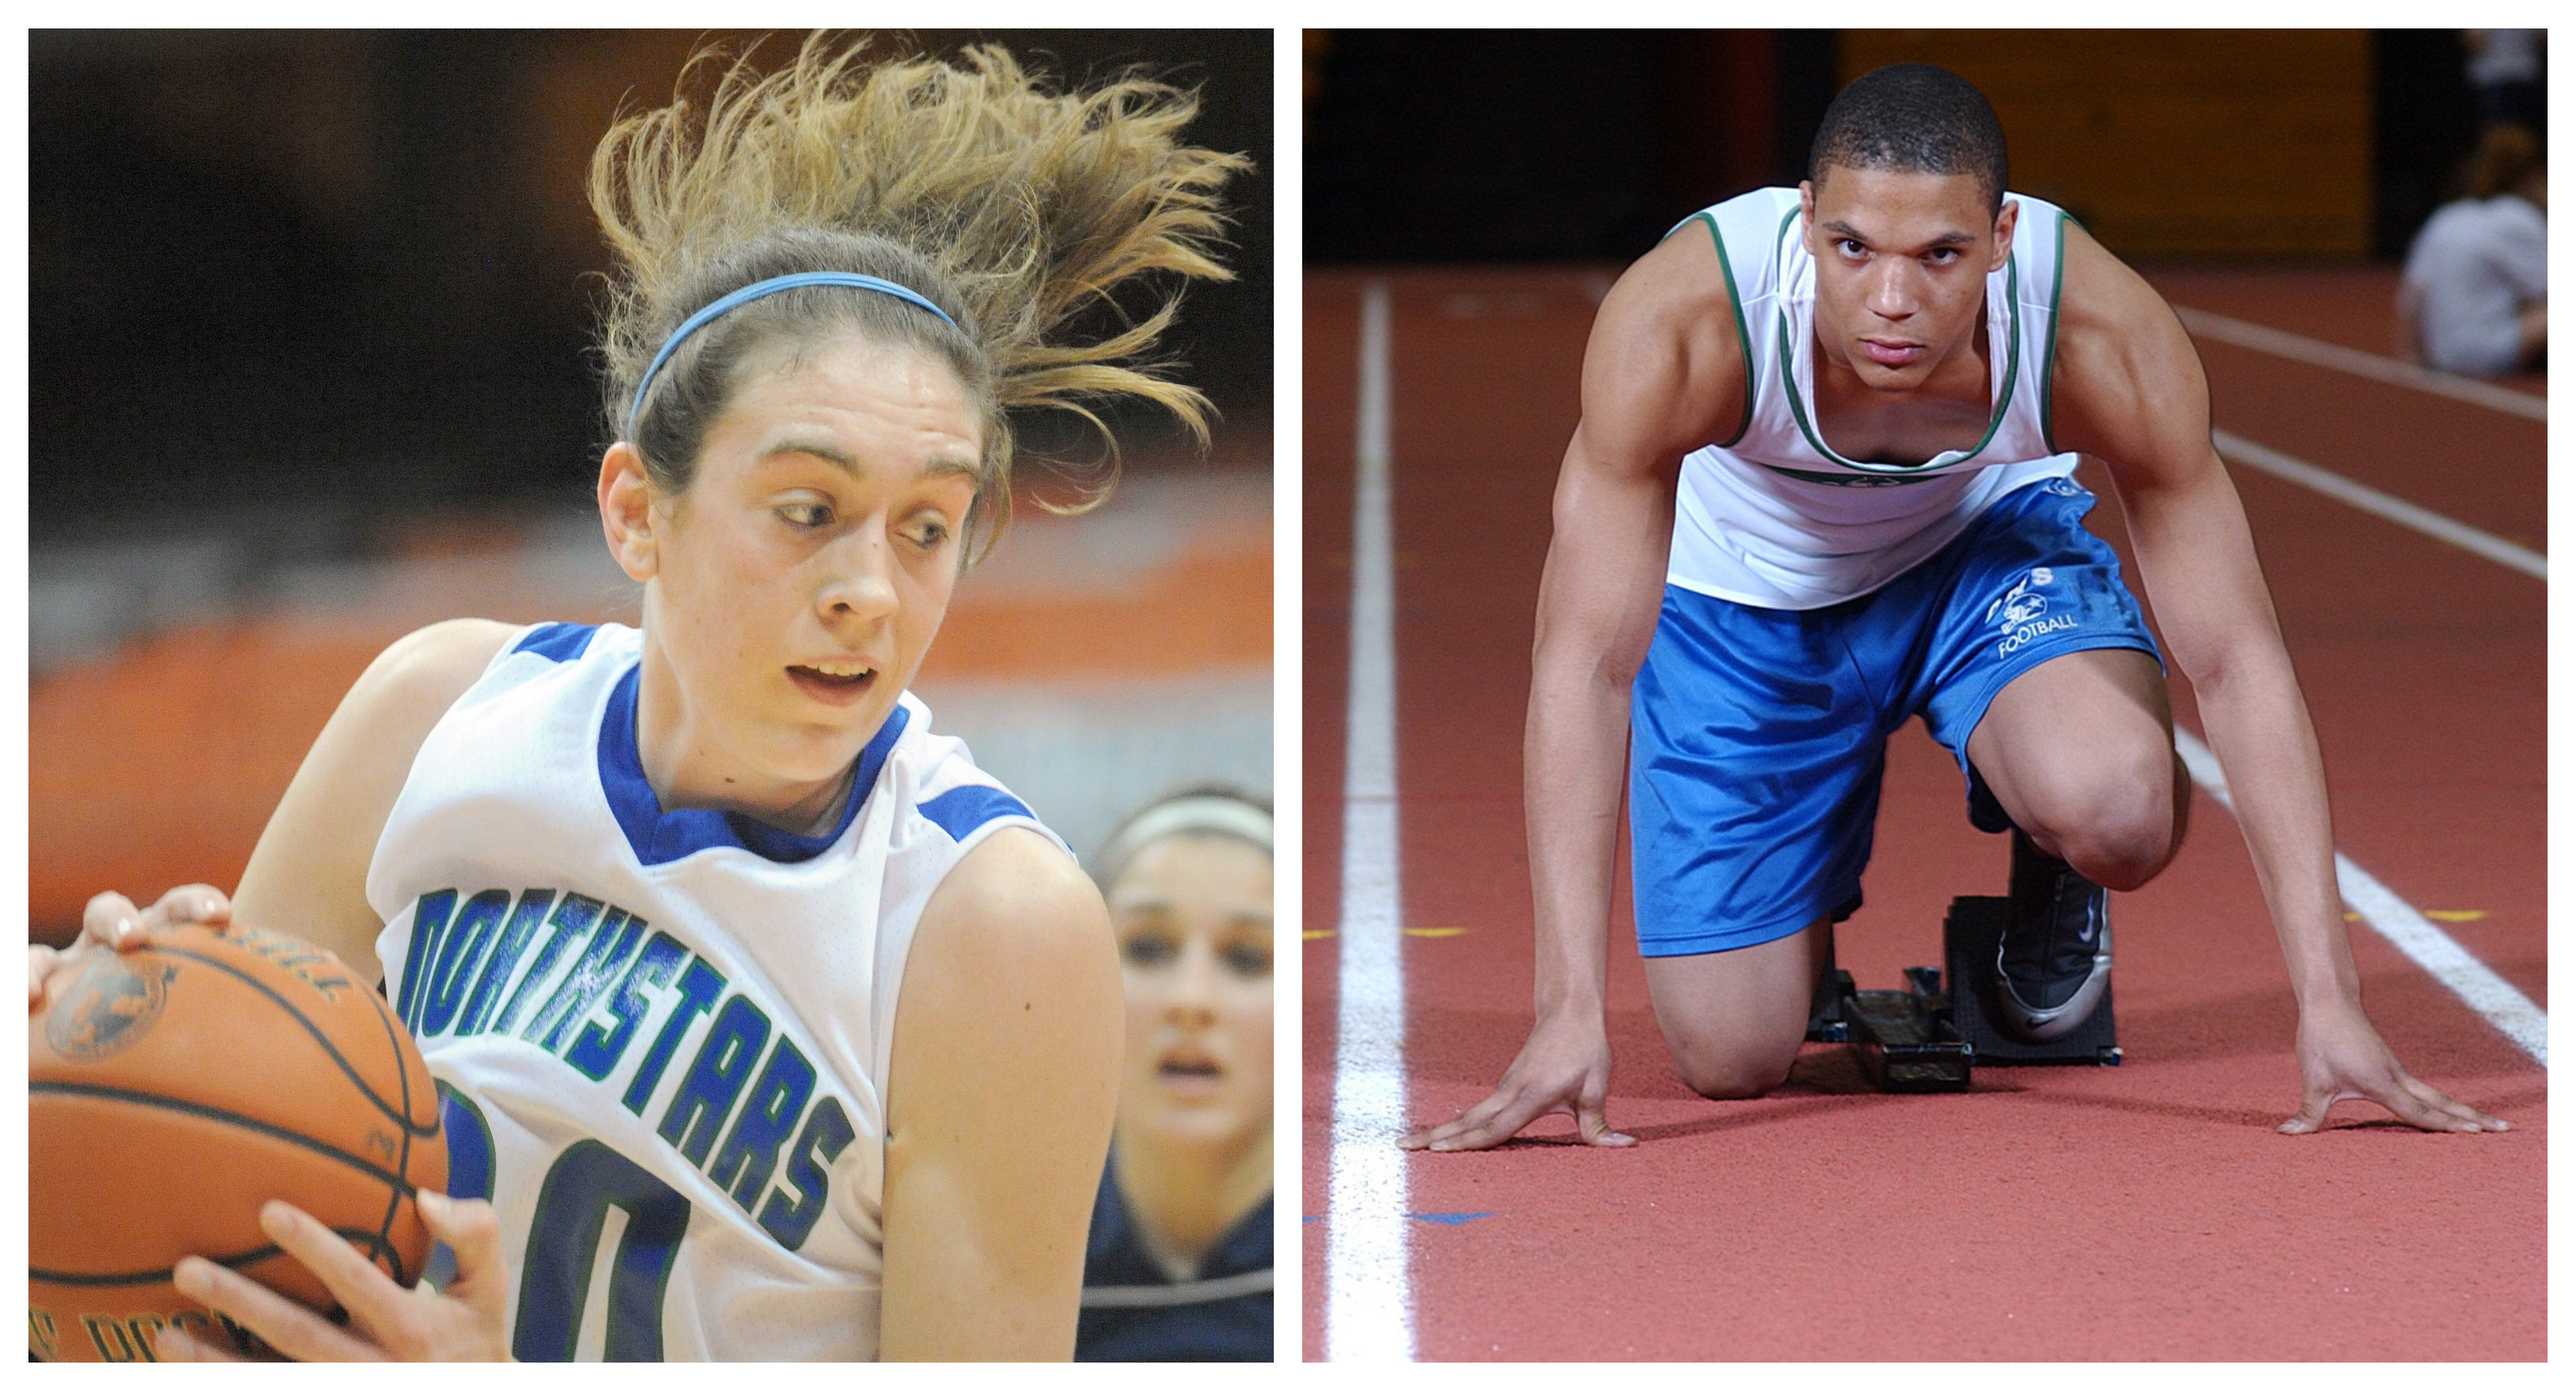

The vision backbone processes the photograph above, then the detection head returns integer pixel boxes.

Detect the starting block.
[1941,895,2122,1069]
[1807,895,2121,1093]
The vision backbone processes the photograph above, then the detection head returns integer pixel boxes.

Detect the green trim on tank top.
[1692,211,1758,448]
[1776,223,2023,477]
[2039,208,2069,454]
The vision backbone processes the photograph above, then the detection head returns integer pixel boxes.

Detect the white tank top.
[1667,186,2080,609]
[369,621,1061,1361]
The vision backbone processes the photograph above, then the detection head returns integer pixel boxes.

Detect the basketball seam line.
[151,945,440,1138]
[32,1079,425,1284]
[32,1229,400,1288]
[34,1080,421,1186]
[363,983,417,1261]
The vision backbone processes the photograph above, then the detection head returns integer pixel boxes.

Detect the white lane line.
[2174,305,2548,423]
[2210,429,2545,582]
[2172,729,2546,1066]
[1327,280,1414,1362]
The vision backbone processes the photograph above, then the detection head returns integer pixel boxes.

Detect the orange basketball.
[28,922,447,1362]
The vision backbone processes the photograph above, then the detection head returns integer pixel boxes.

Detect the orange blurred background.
[29,30,1272,945]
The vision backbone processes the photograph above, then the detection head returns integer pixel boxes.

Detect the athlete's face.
[607,335,982,822]
[1108,833,1275,1156]
[1799,164,2016,392]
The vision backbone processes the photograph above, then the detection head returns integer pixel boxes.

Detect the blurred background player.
[1076,789,1275,1361]
[30,32,1268,1361]
[2459,28,2544,133]
[2398,122,2545,377]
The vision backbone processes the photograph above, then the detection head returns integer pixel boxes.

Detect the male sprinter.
[1402,64,2507,1150]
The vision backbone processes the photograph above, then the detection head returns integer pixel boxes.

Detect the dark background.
[31,29,1273,542]
[1306,29,2513,264]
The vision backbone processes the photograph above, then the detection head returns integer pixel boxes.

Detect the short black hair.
[1807,63,2009,214]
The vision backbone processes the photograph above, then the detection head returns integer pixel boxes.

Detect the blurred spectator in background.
[2462,29,2544,133]
[2398,122,2545,378]
[1076,789,1274,1361]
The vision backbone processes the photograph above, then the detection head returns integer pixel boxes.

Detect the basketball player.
[1078,789,1275,1360]
[34,36,1246,1359]
[1401,64,2507,1153]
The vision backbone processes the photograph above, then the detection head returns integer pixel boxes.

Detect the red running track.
[1301,266,2545,1360]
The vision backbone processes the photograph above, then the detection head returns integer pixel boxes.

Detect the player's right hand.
[28,885,234,1012]
[156,1193,512,1362]
[1398,1010,1634,1152]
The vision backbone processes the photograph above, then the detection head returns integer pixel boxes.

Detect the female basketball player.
[33,36,1244,1360]
[1075,791,1274,1360]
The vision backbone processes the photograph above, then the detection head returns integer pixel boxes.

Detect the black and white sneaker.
[1993,830,2112,1042]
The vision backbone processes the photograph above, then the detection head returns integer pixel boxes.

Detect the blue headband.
[627,272,960,432]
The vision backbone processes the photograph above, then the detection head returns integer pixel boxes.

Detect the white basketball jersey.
[369,622,1059,1361]
[1667,186,2080,609]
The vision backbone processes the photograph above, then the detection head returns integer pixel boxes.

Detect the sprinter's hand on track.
[1401,1011,1634,1151]
[28,885,233,1012]
[2280,1003,2509,1134]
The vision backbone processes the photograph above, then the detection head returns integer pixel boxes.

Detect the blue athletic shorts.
[1627,476,2162,958]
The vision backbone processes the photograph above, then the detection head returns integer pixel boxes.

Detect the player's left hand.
[155,1191,512,1361]
[2280,1003,2510,1135]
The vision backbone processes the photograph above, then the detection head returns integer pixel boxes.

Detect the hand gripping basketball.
[28,912,481,1360]
[28,884,235,1014]
[157,1194,512,1362]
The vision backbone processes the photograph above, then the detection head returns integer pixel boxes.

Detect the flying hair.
[588,33,1248,560]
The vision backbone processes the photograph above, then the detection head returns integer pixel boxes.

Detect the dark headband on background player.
[1808,62,2011,215]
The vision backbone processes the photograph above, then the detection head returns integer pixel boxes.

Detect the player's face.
[1799,165,2015,391]
[1108,833,1275,1155]
[642,335,982,809]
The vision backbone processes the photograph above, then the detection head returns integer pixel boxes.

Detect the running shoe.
[1993,829,2112,1041]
